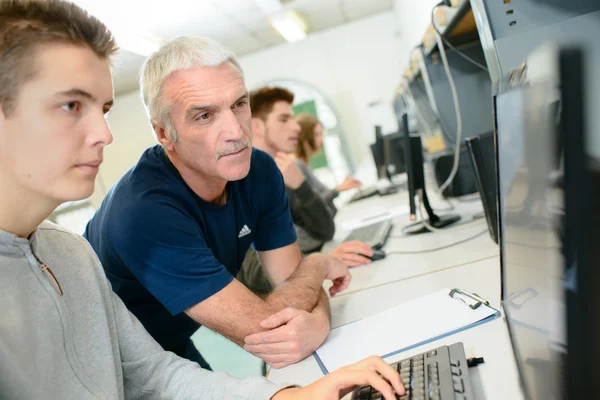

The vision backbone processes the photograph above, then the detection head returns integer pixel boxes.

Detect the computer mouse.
[361,249,386,261]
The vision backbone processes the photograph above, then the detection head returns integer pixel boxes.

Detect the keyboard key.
[451,366,462,376]
[453,376,465,393]
[450,359,461,367]
[370,392,383,399]
[400,360,411,368]
[427,350,437,357]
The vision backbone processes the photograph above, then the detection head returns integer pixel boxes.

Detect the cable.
[404,82,457,147]
[430,5,488,72]
[430,191,455,212]
[386,229,488,255]
[431,2,463,195]
[455,192,481,203]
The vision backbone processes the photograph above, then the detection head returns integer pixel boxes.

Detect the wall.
[93,91,155,207]
[394,0,442,68]
[240,11,402,166]
[97,5,440,203]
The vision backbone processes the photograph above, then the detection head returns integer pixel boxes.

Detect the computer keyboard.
[349,186,380,203]
[349,185,400,203]
[343,220,392,249]
[353,343,473,400]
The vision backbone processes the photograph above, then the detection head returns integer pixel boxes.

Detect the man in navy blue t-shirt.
[84,37,351,370]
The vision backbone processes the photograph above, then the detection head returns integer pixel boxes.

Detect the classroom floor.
[191,326,264,378]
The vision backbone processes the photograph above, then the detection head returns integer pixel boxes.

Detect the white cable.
[433,7,463,195]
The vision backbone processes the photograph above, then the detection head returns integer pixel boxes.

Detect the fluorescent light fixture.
[269,10,307,43]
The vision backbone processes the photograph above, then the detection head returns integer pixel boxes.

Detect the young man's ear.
[153,123,175,151]
[251,117,265,139]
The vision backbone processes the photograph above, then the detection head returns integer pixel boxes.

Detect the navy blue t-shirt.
[84,145,296,355]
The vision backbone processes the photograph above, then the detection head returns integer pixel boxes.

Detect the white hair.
[139,36,244,143]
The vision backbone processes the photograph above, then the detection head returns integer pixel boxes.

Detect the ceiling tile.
[214,0,259,13]
[253,27,287,46]
[288,0,337,12]
[301,5,345,32]
[221,35,265,56]
[341,0,393,20]
[102,0,394,95]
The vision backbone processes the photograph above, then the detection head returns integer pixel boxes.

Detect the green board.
[292,100,327,169]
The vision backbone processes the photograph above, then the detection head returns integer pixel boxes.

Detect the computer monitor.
[371,125,386,179]
[465,132,498,243]
[499,46,600,399]
[384,132,407,176]
[401,113,460,235]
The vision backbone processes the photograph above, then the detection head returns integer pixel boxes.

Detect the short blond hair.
[0,0,118,116]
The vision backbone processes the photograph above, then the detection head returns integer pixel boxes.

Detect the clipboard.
[313,288,501,374]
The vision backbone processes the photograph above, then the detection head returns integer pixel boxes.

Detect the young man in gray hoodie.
[0,1,405,399]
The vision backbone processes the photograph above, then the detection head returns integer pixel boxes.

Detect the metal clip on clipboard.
[449,288,490,310]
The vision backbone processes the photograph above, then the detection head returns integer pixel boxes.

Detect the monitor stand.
[403,187,460,235]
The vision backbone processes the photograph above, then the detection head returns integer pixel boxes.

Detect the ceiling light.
[269,10,307,43]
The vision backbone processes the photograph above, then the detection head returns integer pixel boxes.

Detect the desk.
[268,258,524,399]
[326,188,498,295]
[268,189,523,399]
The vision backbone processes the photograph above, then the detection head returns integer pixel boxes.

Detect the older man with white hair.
[84,36,351,370]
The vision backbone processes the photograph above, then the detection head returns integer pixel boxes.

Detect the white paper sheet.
[315,288,498,373]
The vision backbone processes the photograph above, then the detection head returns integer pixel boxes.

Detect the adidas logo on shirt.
[238,225,252,238]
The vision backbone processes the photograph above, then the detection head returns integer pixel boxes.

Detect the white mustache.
[216,139,251,160]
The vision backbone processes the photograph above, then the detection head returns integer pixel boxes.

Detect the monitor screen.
[384,132,407,175]
[371,126,386,178]
[497,50,567,400]
[465,132,498,243]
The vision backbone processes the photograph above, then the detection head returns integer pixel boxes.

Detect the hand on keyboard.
[336,176,362,192]
[328,241,373,267]
[271,356,405,400]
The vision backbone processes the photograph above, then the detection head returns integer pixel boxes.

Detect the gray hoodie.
[0,221,290,399]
